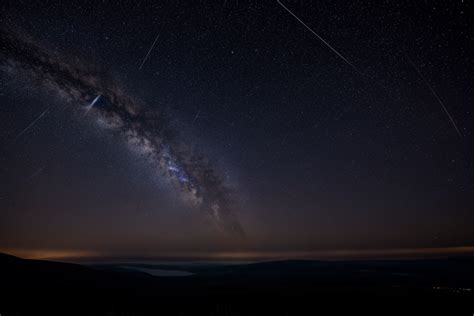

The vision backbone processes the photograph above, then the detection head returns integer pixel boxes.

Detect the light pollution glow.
[3,246,474,262]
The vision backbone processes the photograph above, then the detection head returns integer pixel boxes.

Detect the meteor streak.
[405,54,462,139]
[138,33,160,70]
[28,166,45,180]
[277,0,365,76]
[84,94,101,116]
[14,107,49,141]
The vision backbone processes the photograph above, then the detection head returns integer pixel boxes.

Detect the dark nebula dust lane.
[0,28,244,236]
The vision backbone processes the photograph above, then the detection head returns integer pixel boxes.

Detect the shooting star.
[192,109,203,124]
[14,107,49,141]
[84,94,101,116]
[28,166,45,181]
[277,0,365,76]
[404,54,462,138]
[138,33,160,70]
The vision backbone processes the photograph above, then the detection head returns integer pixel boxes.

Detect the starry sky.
[0,0,473,261]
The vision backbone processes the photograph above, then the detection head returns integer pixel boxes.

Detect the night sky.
[1,0,473,261]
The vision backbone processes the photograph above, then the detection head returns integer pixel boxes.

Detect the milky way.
[0,29,244,236]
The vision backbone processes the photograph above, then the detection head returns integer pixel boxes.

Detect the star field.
[0,0,473,259]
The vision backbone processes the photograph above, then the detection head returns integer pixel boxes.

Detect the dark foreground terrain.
[1,253,474,314]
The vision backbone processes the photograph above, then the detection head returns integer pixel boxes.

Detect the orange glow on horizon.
[2,246,474,262]
[0,248,100,260]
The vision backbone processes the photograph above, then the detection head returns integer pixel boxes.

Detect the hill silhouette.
[2,253,474,314]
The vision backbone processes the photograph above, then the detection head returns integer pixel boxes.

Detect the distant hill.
[2,252,474,314]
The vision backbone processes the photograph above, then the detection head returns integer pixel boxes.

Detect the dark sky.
[0,0,473,260]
